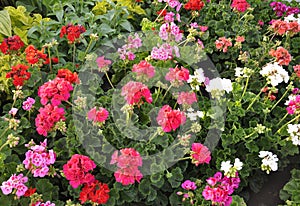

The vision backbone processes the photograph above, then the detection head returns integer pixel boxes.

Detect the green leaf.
[138,179,151,196]
[167,167,183,188]
[120,20,133,32]
[0,10,12,37]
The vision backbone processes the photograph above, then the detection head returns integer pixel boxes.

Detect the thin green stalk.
[270,88,290,112]
[72,44,76,66]
[47,47,52,73]
[154,4,168,23]
[161,85,172,103]
[246,83,268,111]
[153,86,161,104]
[241,76,250,99]
[0,142,8,152]
[178,156,191,161]
[84,39,93,57]
[105,72,115,89]
[147,130,159,144]
[276,114,300,134]
[0,127,9,140]
[276,113,289,127]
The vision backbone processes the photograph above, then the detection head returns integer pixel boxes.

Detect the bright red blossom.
[25,45,48,65]
[0,35,24,54]
[63,154,96,188]
[60,24,86,44]
[191,143,211,166]
[79,180,110,205]
[6,64,31,87]
[184,0,205,11]
[24,187,36,197]
[231,0,250,12]
[156,105,186,132]
[57,69,80,84]
[269,47,291,66]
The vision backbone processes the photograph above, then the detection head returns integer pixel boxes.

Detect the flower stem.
[270,86,290,112]
[276,113,289,127]
[154,4,168,23]
[178,156,191,161]
[241,76,249,99]
[84,39,93,57]
[246,83,268,111]
[47,47,52,73]
[0,142,8,152]
[105,72,115,89]
[153,86,161,104]
[276,114,300,134]
[161,85,172,103]
[147,130,159,144]
[0,127,9,140]
[72,44,76,66]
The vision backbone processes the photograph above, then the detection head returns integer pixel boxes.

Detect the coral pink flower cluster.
[151,43,180,60]
[191,143,211,166]
[165,66,190,87]
[159,22,183,42]
[0,173,28,197]
[63,154,96,188]
[156,105,186,132]
[231,0,250,12]
[23,139,56,177]
[177,91,197,106]
[132,60,155,80]
[202,172,240,206]
[269,46,292,66]
[118,33,142,61]
[87,107,109,124]
[271,20,300,35]
[110,148,143,185]
[294,65,300,78]
[121,81,152,105]
[215,37,232,53]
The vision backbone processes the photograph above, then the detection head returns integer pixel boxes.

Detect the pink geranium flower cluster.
[158,0,182,11]
[151,43,180,60]
[132,60,155,80]
[87,107,109,124]
[110,148,143,185]
[215,37,232,53]
[202,172,240,206]
[159,22,183,42]
[190,143,211,166]
[231,0,250,12]
[118,33,142,61]
[165,66,190,87]
[270,2,300,17]
[35,104,65,136]
[22,97,35,111]
[269,46,292,66]
[0,173,28,197]
[177,91,197,106]
[164,12,181,22]
[63,154,96,188]
[156,105,186,132]
[271,20,300,36]
[32,201,55,206]
[121,81,152,106]
[177,180,197,204]
[286,95,300,115]
[23,139,56,177]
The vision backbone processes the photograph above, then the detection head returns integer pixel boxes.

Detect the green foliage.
[280,169,300,205]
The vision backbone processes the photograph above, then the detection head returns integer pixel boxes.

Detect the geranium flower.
[60,23,86,44]
[0,35,24,54]
[190,143,211,166]
[121,81,152,105]
[6,64,31,87]
[156,105,186,132]
[269,46,292,66]
[79,180,110,204]
[231,0,250,12]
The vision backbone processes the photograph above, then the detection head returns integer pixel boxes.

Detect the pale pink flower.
[191,143,211,166]
[121,81,152,105]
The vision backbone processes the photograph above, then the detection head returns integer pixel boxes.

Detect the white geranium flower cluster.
[287,124,300,146]
[258,151,278,174]
[187,68,206,91]
[284,14,300,24]
[220,158,243,177]
[186,108,204,121]
[260,62,289,87]
[205,77,233,99]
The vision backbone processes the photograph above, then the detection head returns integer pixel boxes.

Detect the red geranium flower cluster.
[25,45,48,65]
[6,64,31,87]
[190,143,211,166]
[57,68,80,84]
[63,154,96,188]
[121,81,153,106]
[231,0,250,12]
[215,37,232,53]
[269,46,292,66]
[0,35,24,54]
[110,148,143,185]
[35,104,66,136]
[184,0,205,11]
[79,180,110,205]
[60,23,86,44]
[271,20,300,35]
[156,105,186,132]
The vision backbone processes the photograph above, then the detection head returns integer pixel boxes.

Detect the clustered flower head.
[0,35,24,54]
[96,56,112,72]
[220,158,243,178]
[87,107,109,125]
[165,66,190,87]
[269,46,292,66]
[231,0,250,13]
[158,0,182,11]
[177,180,197,204]
[31,201,55,206]
[215,37,232,53]
[22,97,35,111]
[156,105,186,132]
[187,68,207,91]
[190,143,211,166]
[79,180,110,205]
[294,64,300,78]
[270,1,300,17]
[57,69,80,84]
[121,81,152,106]
[118,33,142,61]
[6,64,31,87]
[25,45,48,65]
[177,91,197,108]
[286,94,300,115]
[7,134,20,148]
[60,23,86,44]
[159,22,183,42]
[260,62,289,87]
[0,173,28,197]
[287,124,300,146]
[270,19,300,36]
[23,139,56,177]
[132,60,155,80]
[205,77,233,99]
[110,148,143,185]
[151,43,180,60]
[63,154,96,188]
[184,0,205,11]
[203,172,240,206]
[258,151,278,174]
